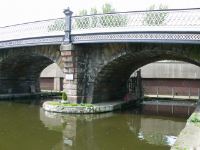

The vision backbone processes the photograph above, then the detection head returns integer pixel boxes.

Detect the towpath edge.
[171,100,200,150]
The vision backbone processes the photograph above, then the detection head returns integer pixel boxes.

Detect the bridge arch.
[81,43,200,103]
[0,45,63,94]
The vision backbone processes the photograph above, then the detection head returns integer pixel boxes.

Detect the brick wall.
[40,78,54,90]
[142,78,200,96]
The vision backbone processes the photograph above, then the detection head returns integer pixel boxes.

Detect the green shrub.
[71,103,78,106]
[85,104,94,107]
[79,103,85,106]
[141,96,152,101]
[62,92,67,101]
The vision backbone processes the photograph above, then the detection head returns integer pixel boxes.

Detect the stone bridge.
[1,8,200,103]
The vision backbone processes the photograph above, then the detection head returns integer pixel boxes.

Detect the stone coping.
[142,100,197,107]
[42,101,128,114]
[147,95,199,100]
[41,108,115,121]
[171,100,200,150]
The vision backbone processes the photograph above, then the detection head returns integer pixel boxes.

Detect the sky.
[0,0,200,27]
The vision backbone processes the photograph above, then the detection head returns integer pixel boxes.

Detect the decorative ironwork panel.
[73,33,200,43]
[0,18,65,42]
[0,36,64,49]
[71,9,200,31]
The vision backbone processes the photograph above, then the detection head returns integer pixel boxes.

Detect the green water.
[0,99,187,150]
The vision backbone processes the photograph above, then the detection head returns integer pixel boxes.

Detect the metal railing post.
[157,87,159,97]
[172,88,175,98]
[198,89,200,99]
[189,89,191,98]
[63,7,73,44]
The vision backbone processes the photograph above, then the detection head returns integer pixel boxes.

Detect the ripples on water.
[0,99,190,150]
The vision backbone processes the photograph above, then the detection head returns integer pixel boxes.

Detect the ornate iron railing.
[70,8,200,44]
[71,8,200,32]
[0,18,65,41]
[1,8,200,48]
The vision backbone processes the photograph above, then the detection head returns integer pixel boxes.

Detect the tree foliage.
[99,3,127,28]
[101,3,116,13]
[144,4,168,26]
[48,20,65,32]
[90,7,98,15]
[75,9,89,29]
[75,3,120,29]
[49,3,127,31]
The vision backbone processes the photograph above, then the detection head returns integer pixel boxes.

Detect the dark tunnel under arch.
[0,45,63,94]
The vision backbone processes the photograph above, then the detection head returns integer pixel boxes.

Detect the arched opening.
[139,61,200,97]
[0,53,53,94]
[88,43,200,104]
[0,45,63,94]
[40,63,64,92]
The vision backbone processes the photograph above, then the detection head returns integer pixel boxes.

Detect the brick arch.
[84,43,200,103]
[0,45,63,94]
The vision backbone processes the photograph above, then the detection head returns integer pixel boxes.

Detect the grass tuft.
[188,113,200,123]
[71,103,78,106]
[79,103,85,106]
[48,102,94,107]
[48,102,61,105]
[85,104,94,107]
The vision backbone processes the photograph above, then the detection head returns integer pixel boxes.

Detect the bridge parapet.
[71,8,200,31]
[1,8,200,49]
[0,18,65,48]
[70,8,200,44]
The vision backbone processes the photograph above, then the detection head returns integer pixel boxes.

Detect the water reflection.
[138,118,184,146]
[0,100,62,150]
[40,106,186,150]
[40,108,115,150]
[141,102,196,119]
[0,99,188,150]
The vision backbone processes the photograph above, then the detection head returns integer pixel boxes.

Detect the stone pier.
[61,44,87,103]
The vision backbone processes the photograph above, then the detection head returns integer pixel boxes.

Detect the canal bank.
[171,100,200,150]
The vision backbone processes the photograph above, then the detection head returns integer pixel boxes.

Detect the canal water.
[0,99,192,150]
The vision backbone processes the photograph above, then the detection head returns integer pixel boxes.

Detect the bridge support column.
[61,44,87,103]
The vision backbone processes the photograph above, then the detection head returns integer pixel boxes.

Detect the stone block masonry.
[61,43,200,104]
[61,44,88,103]
[42,100,129,114]
[1,42,200,103]
[0,45,63,94]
